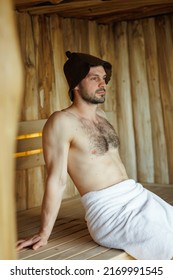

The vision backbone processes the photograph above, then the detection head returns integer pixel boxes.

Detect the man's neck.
[70,99,99,121]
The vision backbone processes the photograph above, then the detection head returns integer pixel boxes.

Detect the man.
[17,51,173,260]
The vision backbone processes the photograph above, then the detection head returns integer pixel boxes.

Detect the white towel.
[81,179,173,260]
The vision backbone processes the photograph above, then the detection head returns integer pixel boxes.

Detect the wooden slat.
[15,0,173,25]
[128,20,154,182]
[89,249,133,260]
[114,21,137,179]
[27,166,45,208]
[144,184,173,205]
[15,170,27,211]
[97,4,173,24]
[142,18,169,184]
[34,15,54,118]
[15,0,63,7]
[68,246,112,260]
[155,15,173,183]
[49,14,70,110]
[16,153,44,170]
[17,136,42,152]
[18,12,39,120]
[16,119,46,175]
[17,119,47,135]
[0,0,24,260]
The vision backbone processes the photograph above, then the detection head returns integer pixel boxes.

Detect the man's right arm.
[17,112,72,250]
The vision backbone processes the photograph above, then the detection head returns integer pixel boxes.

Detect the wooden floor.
[17,185,173,260]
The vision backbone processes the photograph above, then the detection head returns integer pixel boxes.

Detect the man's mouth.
[96,89,106,95]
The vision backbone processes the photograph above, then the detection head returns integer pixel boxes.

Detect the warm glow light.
[15,149,43,158]
[15,132,43,158]
[16,132,42,140]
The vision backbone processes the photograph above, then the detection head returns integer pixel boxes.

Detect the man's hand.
[16,234,48,251]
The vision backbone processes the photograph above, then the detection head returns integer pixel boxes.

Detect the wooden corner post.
[0,0,24,259]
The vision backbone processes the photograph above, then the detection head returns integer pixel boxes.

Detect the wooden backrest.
[16,119,47,170]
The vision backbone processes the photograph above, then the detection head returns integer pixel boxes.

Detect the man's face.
[77,66,107,104]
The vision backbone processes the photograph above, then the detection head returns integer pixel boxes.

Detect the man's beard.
[80,88,106,104]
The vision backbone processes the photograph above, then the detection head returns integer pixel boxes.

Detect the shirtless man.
[17,51,173,260]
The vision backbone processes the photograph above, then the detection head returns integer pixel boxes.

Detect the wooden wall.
[15,12,173,211]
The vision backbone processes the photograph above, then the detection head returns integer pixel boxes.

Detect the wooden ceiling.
[14,0,173,23]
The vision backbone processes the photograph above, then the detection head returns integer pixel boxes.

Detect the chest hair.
[80,117,120,155]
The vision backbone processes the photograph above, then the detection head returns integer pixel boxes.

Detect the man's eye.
[91,77,97,80]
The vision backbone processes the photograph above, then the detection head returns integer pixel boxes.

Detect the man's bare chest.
[79,117,120,155]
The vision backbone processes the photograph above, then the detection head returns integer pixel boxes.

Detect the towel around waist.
[81,179,143,213]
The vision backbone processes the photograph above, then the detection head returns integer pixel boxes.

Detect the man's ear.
[74,84,79,91]
[72,85,79,101]
[73,85,80,97]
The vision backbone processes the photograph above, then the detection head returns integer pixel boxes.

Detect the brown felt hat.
[63,51,112,101]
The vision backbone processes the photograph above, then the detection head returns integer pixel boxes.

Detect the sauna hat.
[63,51,112,101]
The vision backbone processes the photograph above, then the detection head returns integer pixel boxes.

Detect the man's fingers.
[32,241,43,250]
[16,235,42,251]
[32,238,48,250]
[16,239,26,246]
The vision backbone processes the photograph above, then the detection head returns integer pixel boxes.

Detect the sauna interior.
[1,0,173,260]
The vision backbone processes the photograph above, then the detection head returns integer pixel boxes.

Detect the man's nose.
[98,78,106,87]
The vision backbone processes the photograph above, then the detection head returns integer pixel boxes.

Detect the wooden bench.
[17,197,135,260]
[16,120,173,260]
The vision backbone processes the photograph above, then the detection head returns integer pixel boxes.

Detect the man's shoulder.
[45,110,72,127]
[43,110,76,140]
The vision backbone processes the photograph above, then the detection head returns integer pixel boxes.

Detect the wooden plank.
[68,246,111,260]
[33,15,53,118]
[98,24,118,115]
[143,184,173,205]
[17,136,42,152]
[15,170,27,211]
[18,12,38,121]
[142,18,169,184]
[15,1,64,8]
[63,175,79,199]
[27,166,45,208]
[17,119,47,135]
[49,14,70,111]
[46,239,97,260]
[97,5,173,24]
[89,249,133,260]
[88,20,100,56]
[155,15,173,183]
[16,153,44,170]
[114,21,137,179]
[0,0,24,260]
[17,216,84,238]
[62,18,77,53]
[28,235,93,260]
[15,0,173,21]
[128,20,154,182]
[15,0,55,6]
